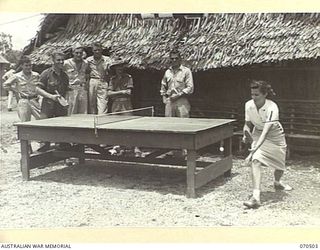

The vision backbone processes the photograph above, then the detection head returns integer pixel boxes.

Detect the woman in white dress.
[243,80,292,209]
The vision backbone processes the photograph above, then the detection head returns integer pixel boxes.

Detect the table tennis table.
[15,114,234,198]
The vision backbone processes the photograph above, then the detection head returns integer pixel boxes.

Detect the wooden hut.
[24,13,320,153]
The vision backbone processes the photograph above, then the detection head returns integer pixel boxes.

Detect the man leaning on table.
[3,56,41,153]
[160,48,194,157]
[36,50,70,152]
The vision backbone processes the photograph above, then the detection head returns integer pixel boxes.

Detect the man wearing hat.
[107,59,134,113]
[107,59,142,157]
[87,42,112,114]
[64,42,90,115]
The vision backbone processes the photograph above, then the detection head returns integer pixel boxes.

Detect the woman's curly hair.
[250,80,276,97]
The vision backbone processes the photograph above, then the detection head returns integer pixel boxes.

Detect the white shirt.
[245,99,279,131]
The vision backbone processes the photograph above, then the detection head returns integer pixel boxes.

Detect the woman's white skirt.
[251,123,287,170]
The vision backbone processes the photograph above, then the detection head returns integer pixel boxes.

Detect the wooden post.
[186,149,197,198]
[290,108,295,135]
[288,107,295,158]
[78,144,85,165]
[286,145,291,160]
[20,140,30,180]
[223,137,232,177]
[286,137,291,160]
[238,137,243,152]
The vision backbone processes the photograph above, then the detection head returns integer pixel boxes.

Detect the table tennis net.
[94,106,154,128]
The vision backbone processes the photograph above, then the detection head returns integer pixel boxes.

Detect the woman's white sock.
[253,189,260,202]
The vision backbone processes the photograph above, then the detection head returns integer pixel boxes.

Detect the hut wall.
[129,62,320,119]
[129,68,164,114]
[193,64,320,105]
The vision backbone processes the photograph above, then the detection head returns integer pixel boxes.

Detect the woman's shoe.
[243,197,261,209]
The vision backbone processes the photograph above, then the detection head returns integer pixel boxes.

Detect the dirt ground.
[1,97,320,228]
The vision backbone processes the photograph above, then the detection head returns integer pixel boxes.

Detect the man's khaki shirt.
[4,71,40,98]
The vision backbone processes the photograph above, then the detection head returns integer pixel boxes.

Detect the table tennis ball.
[219,146,224,152]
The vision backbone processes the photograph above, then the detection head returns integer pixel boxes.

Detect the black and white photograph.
[0,1,320,244]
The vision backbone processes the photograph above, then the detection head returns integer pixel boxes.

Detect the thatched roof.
[25,13,320,71]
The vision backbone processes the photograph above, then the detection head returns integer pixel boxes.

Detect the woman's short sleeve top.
[245,99,279,130]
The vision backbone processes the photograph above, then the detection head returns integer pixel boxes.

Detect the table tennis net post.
[94,106,154,136]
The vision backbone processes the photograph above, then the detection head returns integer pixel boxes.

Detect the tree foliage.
[0,32,22,64]
[5,50,22,64]
[0,32,13,54]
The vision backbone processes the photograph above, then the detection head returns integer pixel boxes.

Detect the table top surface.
[15,114,234,134]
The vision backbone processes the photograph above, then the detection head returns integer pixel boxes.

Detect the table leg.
[78,144,85,165]
[20,140,30,180]
[238,137,243,152]
[223,137,232,177]
[186,149,197,198]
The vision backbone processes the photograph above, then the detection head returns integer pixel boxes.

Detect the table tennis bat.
[240,130,254,167]
[55,90,69,107]
[244,130,253,144]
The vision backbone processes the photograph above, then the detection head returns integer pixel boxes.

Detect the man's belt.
[70,83,85,88]
[20,94,38,100]
[113,97,130,102]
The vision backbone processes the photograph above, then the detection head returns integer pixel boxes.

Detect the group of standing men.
[3,43,194,153]
[3,41,293,209]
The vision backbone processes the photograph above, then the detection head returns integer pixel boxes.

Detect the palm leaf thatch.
[26,13,320,71]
